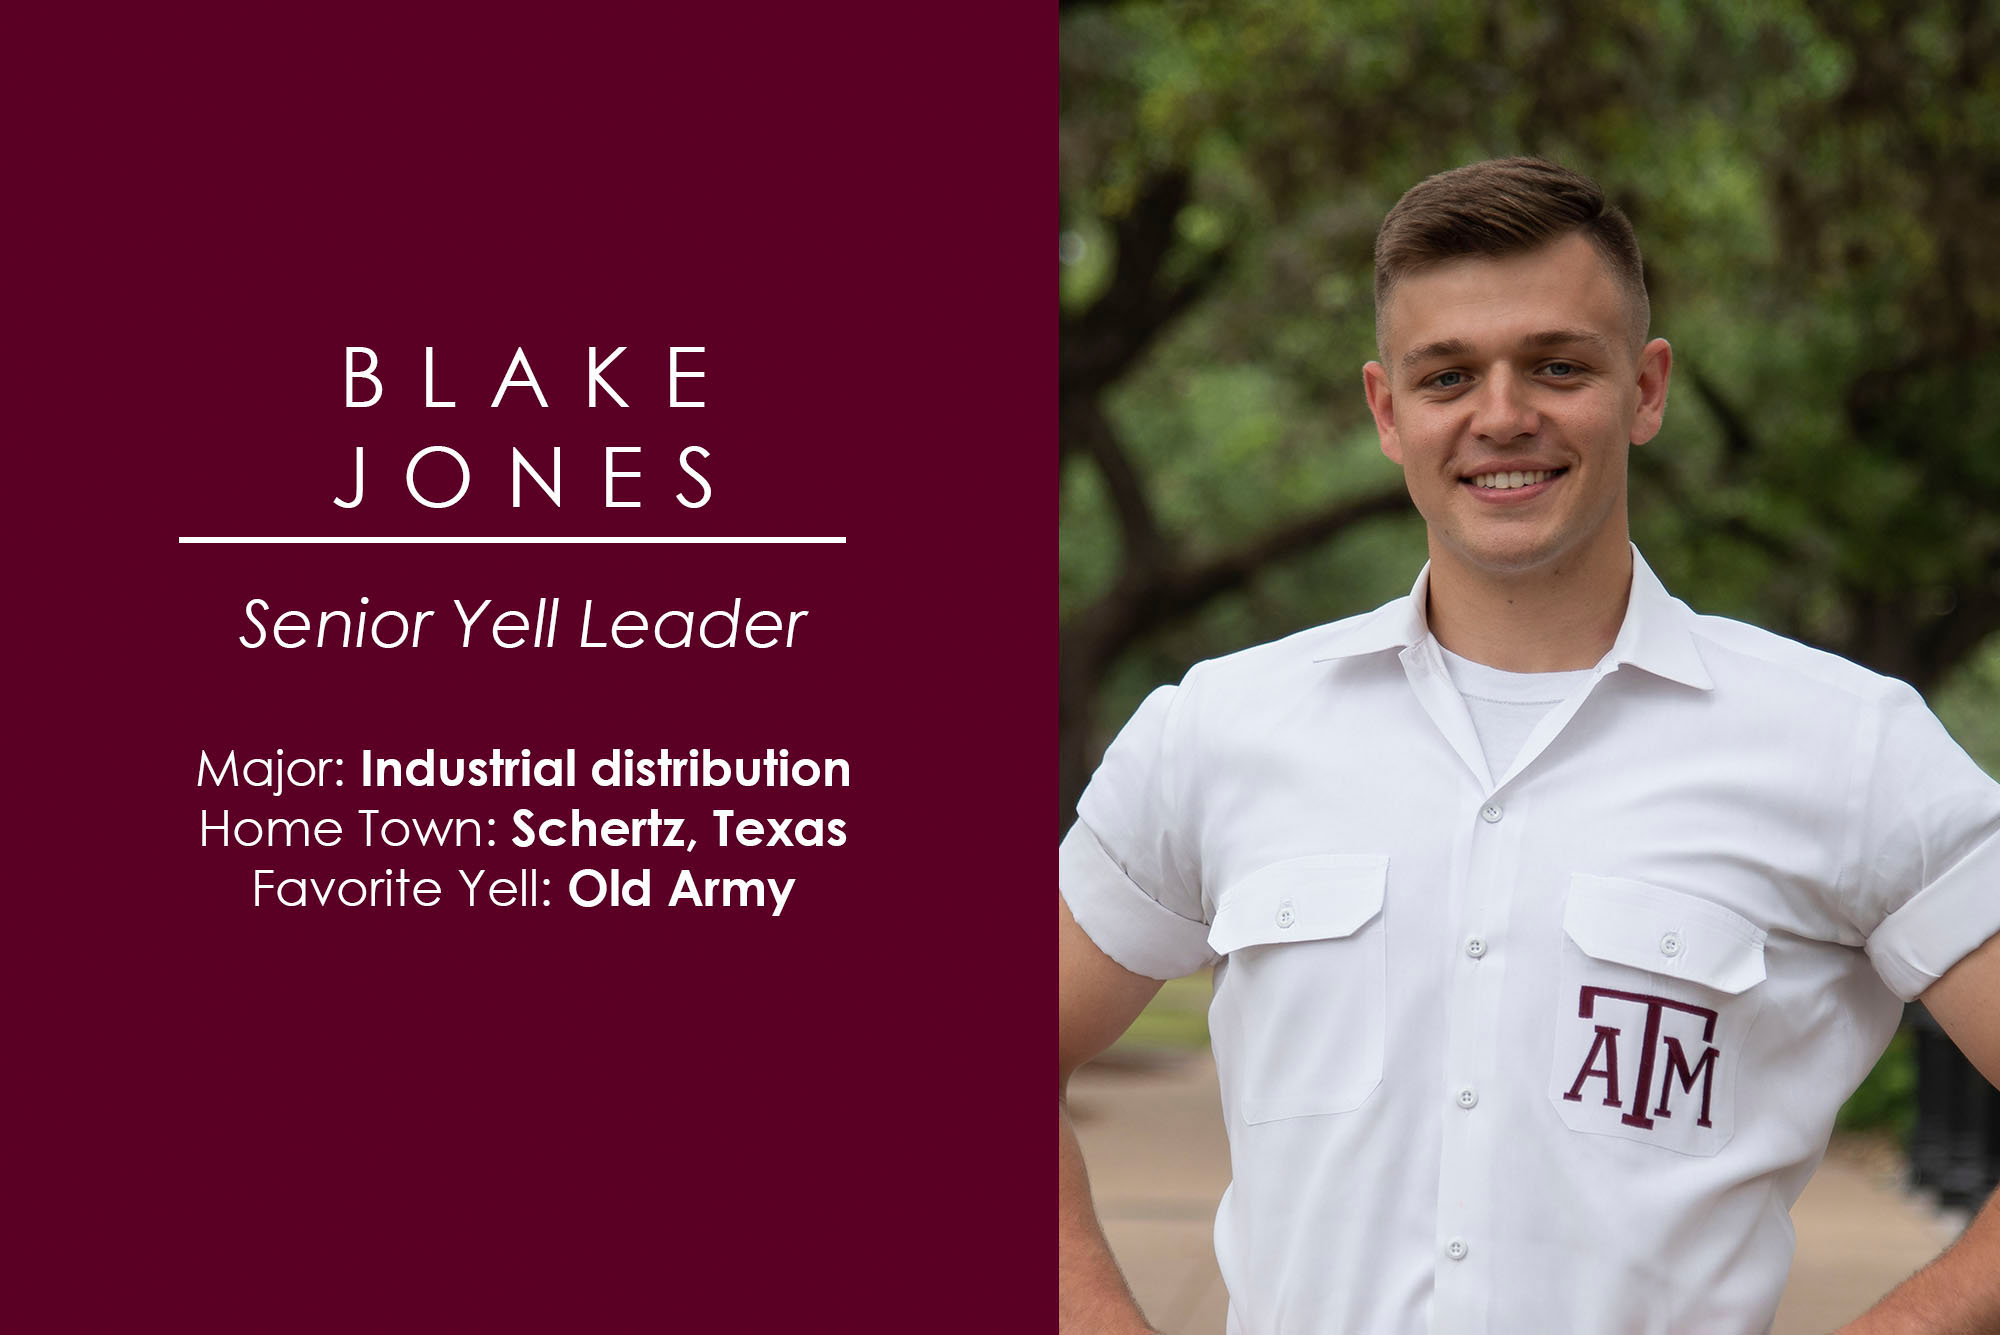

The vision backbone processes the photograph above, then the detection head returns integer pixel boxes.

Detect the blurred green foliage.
[1113,971,1213,1053]
[1836,1027,1917,1141]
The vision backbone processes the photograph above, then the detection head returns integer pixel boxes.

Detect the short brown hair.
[1374,157,1649,347]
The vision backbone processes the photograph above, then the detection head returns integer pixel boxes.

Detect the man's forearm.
[1837,1186,2000,1334]
[1060,1095,1157,1335]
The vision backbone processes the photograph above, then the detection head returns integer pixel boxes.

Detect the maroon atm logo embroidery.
[1561,986,1719,1130]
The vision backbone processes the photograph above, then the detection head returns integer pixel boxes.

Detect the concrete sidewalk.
[1071,1049,1964,1334]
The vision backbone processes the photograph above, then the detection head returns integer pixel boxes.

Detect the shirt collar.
[1308,545,1714,691]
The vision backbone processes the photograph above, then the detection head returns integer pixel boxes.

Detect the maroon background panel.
[25,12,1043,1330]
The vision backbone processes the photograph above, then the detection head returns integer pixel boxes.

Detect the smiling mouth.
[1467,467,1566,490]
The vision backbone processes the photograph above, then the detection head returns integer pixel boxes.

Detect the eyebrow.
[1400,328,1615,372]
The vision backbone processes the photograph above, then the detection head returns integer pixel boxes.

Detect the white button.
[1480,803,1503,824]
[1660,932,1682,957]
[1465,937,1486,959]
[1446,1238,1468,1261]
[1276,902,1296,929]
[1456,1087,1478,1109]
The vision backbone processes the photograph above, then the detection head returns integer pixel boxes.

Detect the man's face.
[1363,233,1671,581]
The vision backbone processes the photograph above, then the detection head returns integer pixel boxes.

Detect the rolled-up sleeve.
[1856,683,2000,1000]
[1061,682,1215,980]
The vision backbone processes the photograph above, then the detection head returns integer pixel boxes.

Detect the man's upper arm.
[1918,928,2000,1086]
[1854,683,2000,1001]
[1061,677,1216,1085]
[1060,896,1166,1089]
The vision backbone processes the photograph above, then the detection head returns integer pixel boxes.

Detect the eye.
[1542,360,1581,378]
[1427,370,1469,390]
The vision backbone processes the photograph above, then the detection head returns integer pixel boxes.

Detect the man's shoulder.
[1683,609,1915,709]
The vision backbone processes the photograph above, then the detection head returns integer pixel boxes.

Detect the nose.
[1470,367,1541,443]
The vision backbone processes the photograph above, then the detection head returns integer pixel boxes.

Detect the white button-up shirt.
[1061,549,2000,1335]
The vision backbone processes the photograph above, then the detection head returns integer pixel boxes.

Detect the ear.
[1363,361,1402,465]
[1630,338,1672,446]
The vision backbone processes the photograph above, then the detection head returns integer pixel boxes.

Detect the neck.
[1424,537,1633,673]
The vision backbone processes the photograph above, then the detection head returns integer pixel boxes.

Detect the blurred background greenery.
[1060,0,1999,1136]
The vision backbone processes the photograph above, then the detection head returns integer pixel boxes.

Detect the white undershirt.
[1436,644,1596,779]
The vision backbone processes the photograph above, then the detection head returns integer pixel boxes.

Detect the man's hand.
[1060,895,1169,1335]
[1834,930,2000,1334]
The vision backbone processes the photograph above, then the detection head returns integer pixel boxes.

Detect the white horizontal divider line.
[177,535,847,545]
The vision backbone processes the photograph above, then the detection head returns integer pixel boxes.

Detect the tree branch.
[1060,485,1411,681]
[1156,487,1413,616]
[1062,392,1167,578]
[1061,170,1235,398]
[1682,363,1759,476]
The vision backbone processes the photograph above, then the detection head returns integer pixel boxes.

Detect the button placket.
[1437,787,1515,1325]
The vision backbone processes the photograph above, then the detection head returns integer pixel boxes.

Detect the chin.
[1449,531,1573,577]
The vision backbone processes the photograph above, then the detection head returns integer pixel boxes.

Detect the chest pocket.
[1548,875,1768,1156]
[1207,854,1388,1124]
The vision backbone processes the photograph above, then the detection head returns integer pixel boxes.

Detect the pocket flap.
[1207,854,1389,955]
[1564,875,1767,995]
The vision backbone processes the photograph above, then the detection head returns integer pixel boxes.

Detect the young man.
[1059,159,2000,1334]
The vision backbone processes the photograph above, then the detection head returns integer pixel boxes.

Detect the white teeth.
[1472,469,1554,490]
